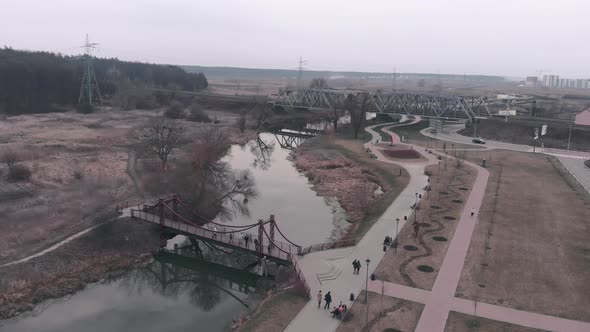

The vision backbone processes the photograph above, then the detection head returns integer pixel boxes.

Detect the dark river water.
[0,133,348,332]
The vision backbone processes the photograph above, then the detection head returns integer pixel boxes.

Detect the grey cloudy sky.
[1,0,588,78]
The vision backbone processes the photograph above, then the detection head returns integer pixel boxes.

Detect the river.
[0,132,348,332]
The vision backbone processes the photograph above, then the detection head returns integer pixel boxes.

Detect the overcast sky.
[1,0,588,78]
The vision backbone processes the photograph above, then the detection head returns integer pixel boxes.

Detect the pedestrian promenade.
[285,118,435,332]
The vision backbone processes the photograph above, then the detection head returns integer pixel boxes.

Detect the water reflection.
[215,133,348,246]
[0,241,261,332]
[249,135,275,170]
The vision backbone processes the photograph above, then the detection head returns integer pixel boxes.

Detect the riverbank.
[292,136,409,238]
[0,218,161,320]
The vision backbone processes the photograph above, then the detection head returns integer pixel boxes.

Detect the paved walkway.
[285,118,590,331]
[413,151,489,331]
[285,118,435,332]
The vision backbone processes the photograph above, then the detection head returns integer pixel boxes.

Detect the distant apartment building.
[541,75,589,89]
[575,79,590,89]
[542,75,560,87]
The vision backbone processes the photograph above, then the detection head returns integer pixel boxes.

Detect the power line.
[296,56,307,91]
[78,34,102,106]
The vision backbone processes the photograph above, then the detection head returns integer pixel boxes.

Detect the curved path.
[285,117,436,332]
[285,118,590,331]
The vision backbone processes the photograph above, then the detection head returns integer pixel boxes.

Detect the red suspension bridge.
[117,195,362,298]
[119,196,304,264]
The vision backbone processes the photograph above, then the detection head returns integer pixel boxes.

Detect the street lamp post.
[414,193,419,223]
[365,258,371,329]
[395,218,400,253]
[364,258,371,303]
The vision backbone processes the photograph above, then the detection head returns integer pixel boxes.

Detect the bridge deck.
[129,209,297,263]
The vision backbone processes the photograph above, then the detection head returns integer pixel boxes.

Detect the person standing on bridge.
[471,207,475,217]
[324,291,332,310]
[317,290,322,308]
[213,226,218,239]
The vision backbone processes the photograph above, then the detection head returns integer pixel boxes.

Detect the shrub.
[8,164,32,182]
[73,169,84,180]
[1,149,18,171]
[186,103,211,122]
[164,101,185,119]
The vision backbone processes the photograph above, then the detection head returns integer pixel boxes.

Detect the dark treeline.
[0,47,208,115]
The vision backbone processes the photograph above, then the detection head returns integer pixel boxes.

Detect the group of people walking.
[352,259,362,274]
[317,291,347,319]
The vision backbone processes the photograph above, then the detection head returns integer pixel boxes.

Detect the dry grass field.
[445,311,547,332]
[456,150,590,322]
[0,108,248,265]
[337,291,424,332]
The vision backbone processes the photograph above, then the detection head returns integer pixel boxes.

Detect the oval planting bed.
[432,236,448,242]
[452,199,463,203]
[443,216,456,221]
[417,265,434,273]
[404,245,418,251]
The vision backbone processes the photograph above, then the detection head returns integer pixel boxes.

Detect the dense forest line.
[0,48,208,115]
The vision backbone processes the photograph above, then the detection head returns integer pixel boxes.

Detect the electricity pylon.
[78,34,102,105]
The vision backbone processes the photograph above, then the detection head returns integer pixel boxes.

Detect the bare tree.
[326,103,344,133]
[1,149,18,171]
[309,77,328,89]
[180,128,257,219]
[347,92,372,139]
[139,118,185,172]
[237,109,247,133]
[250,101,273,132]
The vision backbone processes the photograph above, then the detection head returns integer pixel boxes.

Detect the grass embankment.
[334,114,401,143]
[237,288,307,332]
[305,136,410,239]
[392,120,430,143]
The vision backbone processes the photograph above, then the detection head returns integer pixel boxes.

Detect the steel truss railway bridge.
[272,89,536,122]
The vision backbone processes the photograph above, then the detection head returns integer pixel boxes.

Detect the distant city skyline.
[1,0,589,79]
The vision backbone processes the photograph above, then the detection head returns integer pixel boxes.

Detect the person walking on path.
[324,291,332,309]
[317,290,322,308]
[470,207,475,217]
[352,260,357,274]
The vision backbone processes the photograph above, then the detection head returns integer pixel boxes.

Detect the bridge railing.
[291,256,311,299]
[299,238,360,255]
[129,209,300,262]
